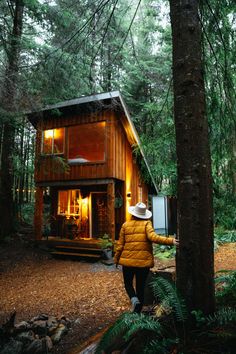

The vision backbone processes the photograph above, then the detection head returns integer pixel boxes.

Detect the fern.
[95,312,131,354]
[215,271,236,306]
[144,337,178,354]
[124,313,162,340]
[96,313,163,354]
[206,307,236,327]
[151,277,188,322]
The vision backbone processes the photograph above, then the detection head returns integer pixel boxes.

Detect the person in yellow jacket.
[114,202,179,313]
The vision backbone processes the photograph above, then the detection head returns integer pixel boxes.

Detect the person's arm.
[146,221,177,246]
[114,223,126,264]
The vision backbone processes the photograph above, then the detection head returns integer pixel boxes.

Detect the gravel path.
[0,240,235,353]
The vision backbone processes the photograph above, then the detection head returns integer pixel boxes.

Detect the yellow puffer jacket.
[114,219,174,268]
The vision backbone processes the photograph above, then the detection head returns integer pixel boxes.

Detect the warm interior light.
[82,197,88,205]
[44,130,54,139]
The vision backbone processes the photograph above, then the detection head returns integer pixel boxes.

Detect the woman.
[114,202,179,313]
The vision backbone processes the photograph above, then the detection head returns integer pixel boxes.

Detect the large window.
[42,128,64,154]
[68,121,106,163]
[58,189,80,215]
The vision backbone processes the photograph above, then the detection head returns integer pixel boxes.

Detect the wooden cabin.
[27,91,157,249]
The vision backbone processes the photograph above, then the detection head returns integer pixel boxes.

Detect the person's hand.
[173,238,179,247]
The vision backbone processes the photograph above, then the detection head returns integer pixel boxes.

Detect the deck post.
[107,181,115,241]
[34,186,44,240]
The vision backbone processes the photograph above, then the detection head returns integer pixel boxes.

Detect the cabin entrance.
[91,192,107,238]
[52,188,108,240]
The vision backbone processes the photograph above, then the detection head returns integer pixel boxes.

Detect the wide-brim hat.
[128,202,152,219]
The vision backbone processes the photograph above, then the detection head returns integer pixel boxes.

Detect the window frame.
[41,127,65,156]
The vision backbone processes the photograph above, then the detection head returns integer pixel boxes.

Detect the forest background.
[0,0,235,237]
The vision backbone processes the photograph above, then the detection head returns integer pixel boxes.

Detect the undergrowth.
[96,275,236,354]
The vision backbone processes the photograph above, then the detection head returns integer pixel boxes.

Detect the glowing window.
[58,190,80,215]
[68,122,106,163]
[42,128,64,154]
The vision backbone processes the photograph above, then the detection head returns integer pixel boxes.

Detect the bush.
[214,227,236,245]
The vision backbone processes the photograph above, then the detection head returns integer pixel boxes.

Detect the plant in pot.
[98,233,114,264]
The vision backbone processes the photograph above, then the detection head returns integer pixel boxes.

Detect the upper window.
[42,128,64,155]
[68,121,106,163]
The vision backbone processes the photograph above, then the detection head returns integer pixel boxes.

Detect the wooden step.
[55,245,102,253]
[51,251,101,259]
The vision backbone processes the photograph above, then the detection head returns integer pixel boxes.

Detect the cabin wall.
[35,110,130,183]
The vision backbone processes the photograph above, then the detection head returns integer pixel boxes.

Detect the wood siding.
[35,110,129,183]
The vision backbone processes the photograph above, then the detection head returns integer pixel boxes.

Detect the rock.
[46,316,58,335]
[51,324,68,343]
[0,338,23,354]
[15,321,30,332]
[24,339,44,354]
[48,324,58,335]
[16,330,35,344]
[32,320,48,335]
[30,314,48,322]
[45,336,53,351]
[46,316,57,328]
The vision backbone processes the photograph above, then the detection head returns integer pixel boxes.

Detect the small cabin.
[28,91,157,246]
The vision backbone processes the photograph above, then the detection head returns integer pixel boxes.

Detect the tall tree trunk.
[0,1,24,238]
[169,0,215,315]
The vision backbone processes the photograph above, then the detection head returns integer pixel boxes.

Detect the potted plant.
[98,233,114,264]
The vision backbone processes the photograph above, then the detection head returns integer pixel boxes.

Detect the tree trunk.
[169,0,215,315]
[0,1,24,238]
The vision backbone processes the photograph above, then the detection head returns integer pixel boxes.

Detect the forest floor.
[0,236,236,354]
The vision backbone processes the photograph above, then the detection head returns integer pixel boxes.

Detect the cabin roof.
[27,91,158,193]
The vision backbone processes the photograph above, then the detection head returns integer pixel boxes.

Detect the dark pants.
[122,266,150,308]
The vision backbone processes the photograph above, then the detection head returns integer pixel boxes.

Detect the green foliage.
[153,244,176,259]
[206,307,236,327]
[95,312,173,354]
[20,203,35,226]
[215,270,236,306]
[151,277,188,323]
[142,338,177,354]
[214,194,236,230]
[214,227,236,245]
[96,275,236,353]
[97,233,113,249]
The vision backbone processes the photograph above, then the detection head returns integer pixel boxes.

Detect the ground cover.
[0,240,235,353]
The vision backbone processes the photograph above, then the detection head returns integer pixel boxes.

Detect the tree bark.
[0,1,24,238]
[169,0,215,314]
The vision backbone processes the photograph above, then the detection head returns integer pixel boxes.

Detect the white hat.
[128,202,152,219]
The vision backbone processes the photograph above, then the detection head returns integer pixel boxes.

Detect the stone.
[74,318,81,324]
[45,336,53,351]
[16,330,35,344]
[32,320,48,335]
[15,321,30,332]
[30,314,48,322]
[51,324,68,343]
[0,338,23,354]
[24,339,43,354]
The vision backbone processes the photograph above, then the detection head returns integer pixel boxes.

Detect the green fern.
[95,312,131,354]
[151,276,188,322]
[95,312,163,354]
[142,338,177,354]
[215,271,236,306]
[124,313,162,340]
[206,307,236,327]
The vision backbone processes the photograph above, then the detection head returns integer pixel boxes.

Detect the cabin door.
[91,192,108,238]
